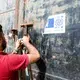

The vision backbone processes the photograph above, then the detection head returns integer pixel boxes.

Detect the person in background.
[0,24,40,80]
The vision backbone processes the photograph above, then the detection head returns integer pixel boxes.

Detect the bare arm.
[22,35,40,64]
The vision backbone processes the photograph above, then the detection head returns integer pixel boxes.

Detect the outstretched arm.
[22,35,40,64]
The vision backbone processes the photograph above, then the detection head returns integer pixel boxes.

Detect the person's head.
[0,25,7,51]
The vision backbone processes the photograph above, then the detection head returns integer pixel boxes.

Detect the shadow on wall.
[18,28,47,80]
[29,29,47,80]
[36,58,46,80]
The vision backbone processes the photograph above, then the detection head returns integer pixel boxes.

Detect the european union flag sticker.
[46,18,54,28]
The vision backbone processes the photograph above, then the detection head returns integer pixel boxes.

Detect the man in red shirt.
[0,25,40,80]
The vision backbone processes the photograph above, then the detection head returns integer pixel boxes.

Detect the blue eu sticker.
[46,18,54,28]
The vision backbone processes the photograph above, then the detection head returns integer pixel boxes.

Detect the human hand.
[15,40,21,49]
[12,40,21,54]
[22,35,30,45]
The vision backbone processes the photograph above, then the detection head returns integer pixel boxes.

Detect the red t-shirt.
[0,52,29,80]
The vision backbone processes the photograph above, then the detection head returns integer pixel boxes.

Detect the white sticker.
[44,13,66,34]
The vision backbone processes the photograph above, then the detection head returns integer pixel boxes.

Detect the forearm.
[25,42,40,63]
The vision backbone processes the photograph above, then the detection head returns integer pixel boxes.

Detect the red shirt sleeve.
[8,54,29,71]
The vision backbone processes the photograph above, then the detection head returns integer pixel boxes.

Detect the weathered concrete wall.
[18,0,80,80]
[0,0,15,12]
[0,0,80,80]
[0,0,15,52]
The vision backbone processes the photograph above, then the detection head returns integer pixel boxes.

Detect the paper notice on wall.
[44,13,65,34]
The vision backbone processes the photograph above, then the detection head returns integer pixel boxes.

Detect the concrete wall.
[18,0,80,80]
[0,0,80,80]
[0,0,15,52]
